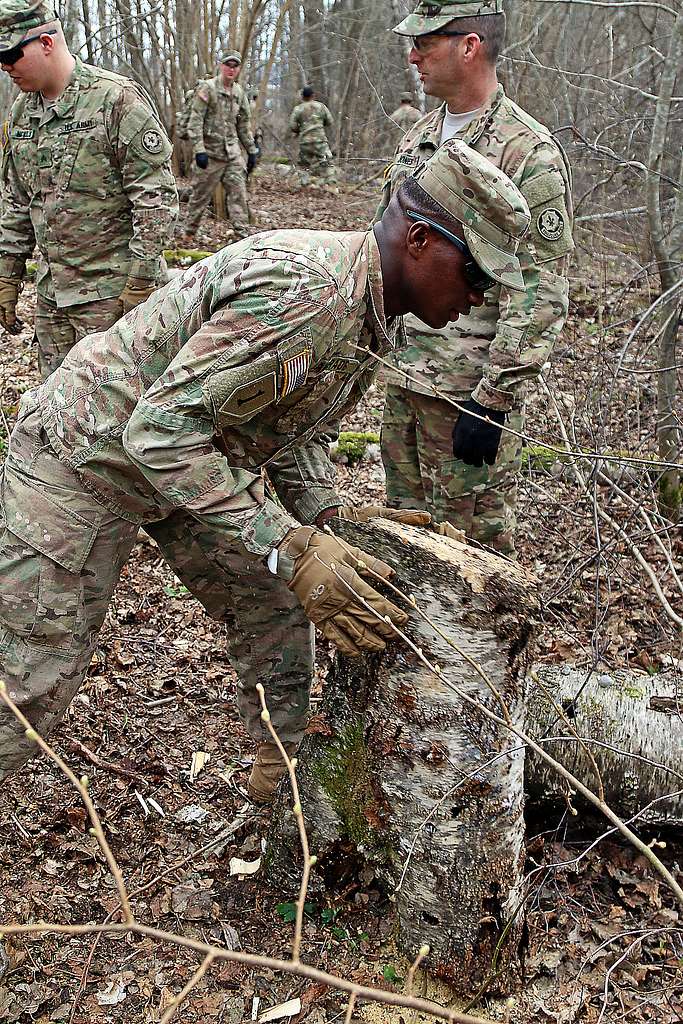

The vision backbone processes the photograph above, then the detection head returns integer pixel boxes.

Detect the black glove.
[452,398,506,468]
[247,149,259,174]
[195,152,209,169]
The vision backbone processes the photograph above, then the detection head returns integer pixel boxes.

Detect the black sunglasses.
[0,29,57,67]
[406,210,494,292]
[411,30,484,51]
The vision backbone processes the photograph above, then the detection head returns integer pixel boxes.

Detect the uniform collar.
[216,76,237,96]
[36,55,84,122]
[365,229,397,350]
[414,83,505,151]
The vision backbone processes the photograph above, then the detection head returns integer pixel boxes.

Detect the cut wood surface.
[267,520,539,994]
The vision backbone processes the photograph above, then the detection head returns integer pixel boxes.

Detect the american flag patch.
[281,347,312,398]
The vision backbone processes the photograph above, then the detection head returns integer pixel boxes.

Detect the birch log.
[266,519,539,994]
[526,665,683,827]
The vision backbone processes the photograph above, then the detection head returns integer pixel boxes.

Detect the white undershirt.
[440,106,481,143]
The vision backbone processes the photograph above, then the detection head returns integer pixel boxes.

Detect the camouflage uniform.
[289,100,336,185]
[0,229,396,773]
[185,76,258,237]
[0,54,178,378]
[390,98,422,135]
[379,4,573,555]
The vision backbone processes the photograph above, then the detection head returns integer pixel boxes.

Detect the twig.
[160,952,216,1024]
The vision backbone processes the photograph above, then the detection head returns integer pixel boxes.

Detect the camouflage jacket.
[36,229,396,559]
[0,57,178,307]
[376,85,573,410]
[186,77,257,160]
[390,105,422,135]
[289,101,333,145]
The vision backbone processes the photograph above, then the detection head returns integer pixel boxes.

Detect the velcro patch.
[205,358,278,425]
[280,347,312,398]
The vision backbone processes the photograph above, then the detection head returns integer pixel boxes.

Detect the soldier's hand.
[277,526,408,658]
[0,277,23,335]
[195,152,209,169]
[334,505,431,528]
[452,398,506,467]
[120,277,157,313]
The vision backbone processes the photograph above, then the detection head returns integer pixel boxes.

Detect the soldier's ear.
[405,220,430,258]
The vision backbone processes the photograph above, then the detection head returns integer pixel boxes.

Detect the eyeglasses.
[411,30,484,51]
[406,210,494,292]
[0,29,57,66]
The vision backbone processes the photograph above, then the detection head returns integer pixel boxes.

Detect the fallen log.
[266,520,539,994]
[526,665,683,827]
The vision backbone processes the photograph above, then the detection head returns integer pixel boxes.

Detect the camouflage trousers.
[381,385,524,556]
[298,141,336,185]
[0,403,312,777]
[35,293,124,380]
[185,156,250,236]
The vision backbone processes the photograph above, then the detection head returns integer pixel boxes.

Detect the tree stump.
[266,520,539,994]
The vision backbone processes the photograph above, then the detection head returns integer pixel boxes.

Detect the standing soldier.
[0,1,178,379]
[183,50,260,241]
[389,92,422,134]
[0,141,530,801]
[377,0,573,556]
[289,85,336,186]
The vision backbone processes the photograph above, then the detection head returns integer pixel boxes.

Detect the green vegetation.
[312,722,379,847]
[336,430,380,464]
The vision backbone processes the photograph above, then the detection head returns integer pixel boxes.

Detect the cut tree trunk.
[266,520,539,994]
[526,665,683,827]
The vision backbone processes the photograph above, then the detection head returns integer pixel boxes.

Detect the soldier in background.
[377,0,573,557]
[0,0,178,378]
[289,85,336,186]
[390,91,422,134]
[183,50,260,241]
[0,141,529,802]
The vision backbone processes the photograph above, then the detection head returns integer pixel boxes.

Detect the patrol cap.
[302,85,314,98]
[219,49,242,65]
[394,1,503,37]
[411,139,530,291]
[400,92,413,103]
[0,1,57,51]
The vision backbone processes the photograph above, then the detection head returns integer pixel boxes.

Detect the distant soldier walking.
[0,0,178,378]
[390,92,422,134]
[184,50,260,241]
[289,86,336,185]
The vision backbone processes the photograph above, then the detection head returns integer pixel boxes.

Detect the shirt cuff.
[128,257,164,284]
[287,486,343,525]
[471,378,515,413]
[240,498,298,557]
[0,255,26,280]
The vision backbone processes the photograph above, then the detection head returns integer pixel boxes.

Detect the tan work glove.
[278,526,408,657]
[334,505,431,527]
[0,276,22,335]
[433,521,467,543]
[120,277,157,313]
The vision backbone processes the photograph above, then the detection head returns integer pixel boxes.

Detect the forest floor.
[0,168,681,1024]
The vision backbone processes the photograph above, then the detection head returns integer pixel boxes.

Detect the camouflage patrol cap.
[412,139,530,291]
[394,1,503,37]
[0,0,57,51]
[219,49,242,65]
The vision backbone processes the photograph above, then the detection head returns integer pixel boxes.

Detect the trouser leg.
[412,392,524,556]
[34,294,124,379]
[0,406,137,775]
[185,160,225,234]
[381,384,428,510]
[146,511,313,747]
[222,159,250,236]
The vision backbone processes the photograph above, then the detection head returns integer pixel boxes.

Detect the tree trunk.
[266,520,538,994]
[526,665,683,827]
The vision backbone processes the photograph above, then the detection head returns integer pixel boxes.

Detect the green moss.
[336,431,380,464]
[658,474,682,520]
[312,723,379,847]
[163,248,214,266]
[521,445,559,473]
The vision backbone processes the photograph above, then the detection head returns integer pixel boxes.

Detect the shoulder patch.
[537,208,565,241]
[141,128,164,154]
[280,346,312,398]
[197,86,211,103]
[205,357,278,425]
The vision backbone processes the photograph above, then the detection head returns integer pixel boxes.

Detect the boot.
[247,741,298,803]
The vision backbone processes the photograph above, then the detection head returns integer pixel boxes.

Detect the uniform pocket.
[0,469,97,652]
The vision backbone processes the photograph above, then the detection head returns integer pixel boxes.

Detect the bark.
[526,665,683,828]
[267,520,538,994]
